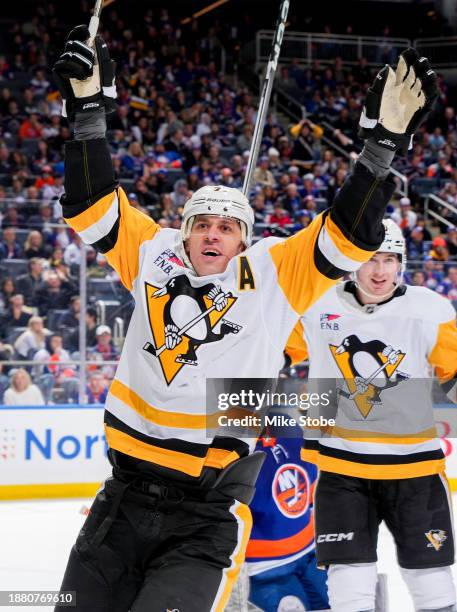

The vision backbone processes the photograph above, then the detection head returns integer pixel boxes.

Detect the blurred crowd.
[0,2,455,403]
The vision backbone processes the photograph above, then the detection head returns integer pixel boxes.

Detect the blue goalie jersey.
[246,423,318,576]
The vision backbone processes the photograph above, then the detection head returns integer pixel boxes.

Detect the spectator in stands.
[16,257,44,304]
[86,371,109,405]
[18,112,43,140]
[60,296,80,329]
[0,226,22,259]
[34,333,72,379]
[0,294,32,331]
[281,183,302,216]
[391,197,417,231]
[3,367,44,405]
[28,202,55,245]
[252,193,267,223]
[409,270,427,287]
[68,306,98,353]
[253,156,275,189]
[429,236,449,262]
[292,210,312,232]
[406,226,426,261]
[14,315,49,359]
[1,204,25,228]
[63,233,82,269]
[437,266,457,301]
[34,270,75,316]
[290,119,322,166]
[414,215,432,242]
[90,325,119,362]
[0,277,16,313]
[267,204,292,228]
[446,226,457,258]
[23,230,52,259]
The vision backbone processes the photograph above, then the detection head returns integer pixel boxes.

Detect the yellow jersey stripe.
[64,191,115,233]
[318,454,445,479]
[105,425,240,477]
[325,214,375,263]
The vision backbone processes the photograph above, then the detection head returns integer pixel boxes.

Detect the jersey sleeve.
[268,162,396,314]
[61,139,159,291]
[427,299,457,400]
[284,319,309,366]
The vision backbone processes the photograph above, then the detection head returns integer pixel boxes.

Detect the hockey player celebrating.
[52,22,437,612]
[296,219,457,612]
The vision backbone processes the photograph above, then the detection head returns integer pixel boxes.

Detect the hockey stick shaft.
[88,0,104,45]
[242,0,290,196]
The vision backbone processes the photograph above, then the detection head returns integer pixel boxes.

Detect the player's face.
[186,215,244,276]
[356,252,401,301]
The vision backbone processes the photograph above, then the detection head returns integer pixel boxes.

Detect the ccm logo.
[317,532,354,543]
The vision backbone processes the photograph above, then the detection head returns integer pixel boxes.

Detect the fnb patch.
[320,313,341,330]
[153,249,184,275]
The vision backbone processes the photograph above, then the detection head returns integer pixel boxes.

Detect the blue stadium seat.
[0,259,29,277]
[88,278,121,300]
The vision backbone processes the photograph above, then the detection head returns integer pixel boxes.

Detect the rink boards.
[1,404,457,500]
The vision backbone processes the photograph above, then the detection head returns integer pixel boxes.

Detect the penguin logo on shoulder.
[143,275,242,385]
[330,334,409,417]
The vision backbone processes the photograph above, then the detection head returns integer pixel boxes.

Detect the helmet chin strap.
[354,279,398,302]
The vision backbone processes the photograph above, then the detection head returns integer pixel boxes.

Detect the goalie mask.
[180,185,254,270]
[354,218,406,300]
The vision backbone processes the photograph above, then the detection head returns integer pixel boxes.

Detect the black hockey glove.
[359,48,438,155]
[52,25,116,121]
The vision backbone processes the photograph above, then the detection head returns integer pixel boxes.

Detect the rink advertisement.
[2,403,457,499]
[0,404,110,500]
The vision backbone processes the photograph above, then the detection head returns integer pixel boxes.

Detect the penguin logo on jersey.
[272,463,310,519]
[425,529,447,551]
[143,275,242,385]
[330,334,409,417]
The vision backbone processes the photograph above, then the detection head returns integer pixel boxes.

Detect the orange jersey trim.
[246,514,315,558]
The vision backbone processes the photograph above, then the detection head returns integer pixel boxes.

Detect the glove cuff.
[359,124,411,155]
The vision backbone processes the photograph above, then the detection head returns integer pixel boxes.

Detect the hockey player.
[52,23,437,612]
[295,219,457,612]
[246,414,329,612]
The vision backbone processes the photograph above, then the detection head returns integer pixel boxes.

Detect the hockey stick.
[88,0,104,45]
[242,0,290,196]
[143,292,233,357]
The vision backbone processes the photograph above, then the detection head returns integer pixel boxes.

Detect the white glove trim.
[359,108,377,129]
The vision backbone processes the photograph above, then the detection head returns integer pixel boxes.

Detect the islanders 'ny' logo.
[330,334,409,417]
[272,463,311,519]
[143,275,242,385]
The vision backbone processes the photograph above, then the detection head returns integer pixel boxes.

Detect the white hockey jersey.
[64,186,385,480]
[292,281,457,479]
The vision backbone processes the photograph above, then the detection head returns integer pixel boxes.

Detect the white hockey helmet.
[181,185,254,247]
[379,218,406,274]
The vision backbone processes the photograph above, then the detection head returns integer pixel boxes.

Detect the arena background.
[0,0,456,502]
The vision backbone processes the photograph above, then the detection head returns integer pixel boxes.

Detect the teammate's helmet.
[379,218,407,274]
[181,185,254,247]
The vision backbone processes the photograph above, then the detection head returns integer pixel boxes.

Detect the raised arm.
[53,26,159,291]
[269,48,438,315]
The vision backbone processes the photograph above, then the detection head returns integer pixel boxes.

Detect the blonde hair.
[11,368,32,390]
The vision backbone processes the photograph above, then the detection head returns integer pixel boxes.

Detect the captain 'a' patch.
[329,334,409,417]
[143,274,242,385]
